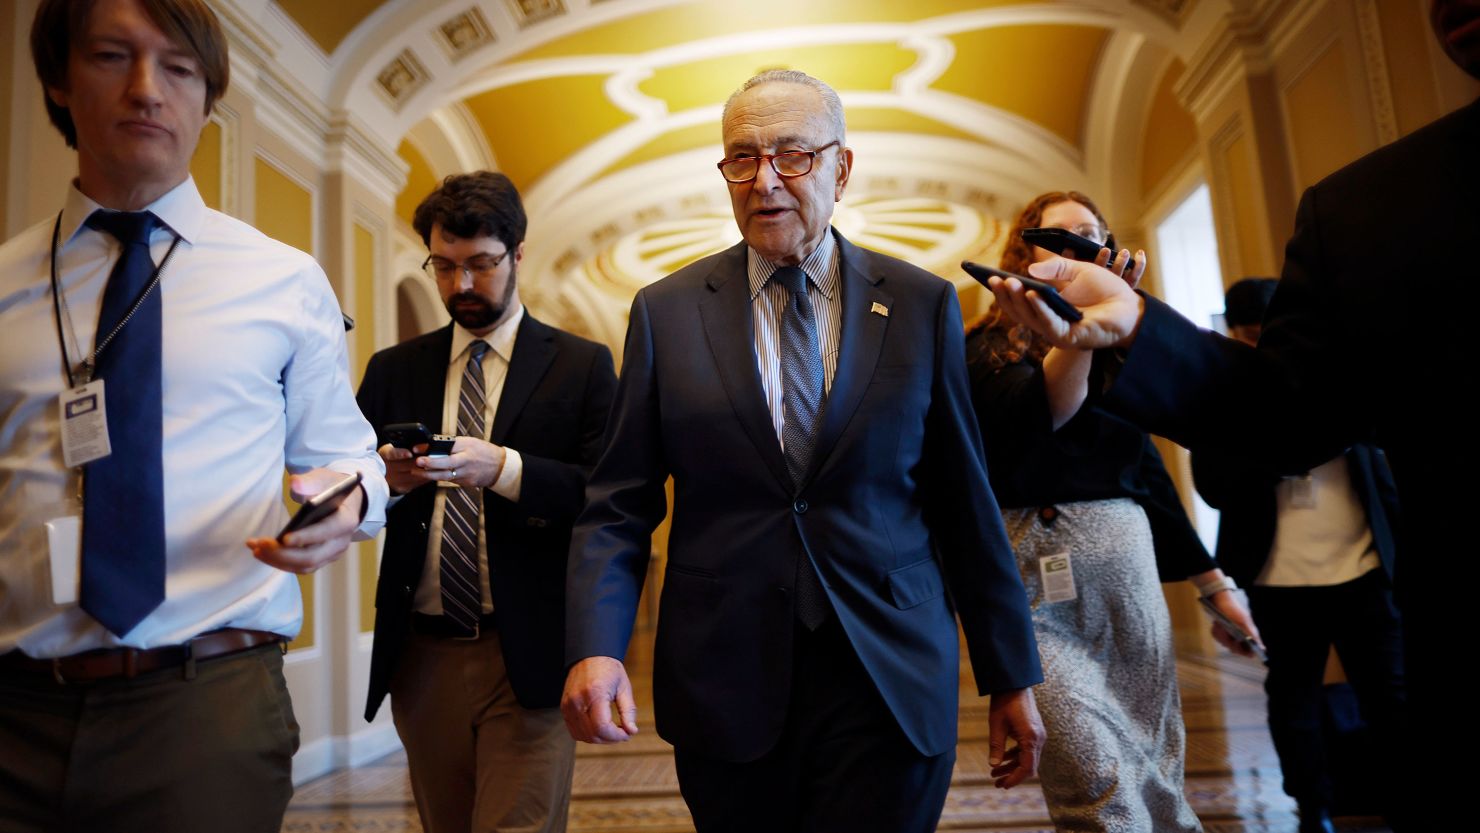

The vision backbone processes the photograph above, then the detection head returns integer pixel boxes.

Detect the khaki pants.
[389,628,575,833]
[0,643,297,833]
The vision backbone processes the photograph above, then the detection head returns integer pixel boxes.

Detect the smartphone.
[383,422,431,450]
[1198,596,1269,663]
[1021,227,1139,274]
[960,261,1083,323]
[278,471,363,541]
[383,423,456,457]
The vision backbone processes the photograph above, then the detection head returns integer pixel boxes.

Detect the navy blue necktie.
[81,210,166,637]
[775,266,830,630]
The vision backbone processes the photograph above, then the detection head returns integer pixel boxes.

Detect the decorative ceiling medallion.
[588,191,1001,293]
[506,0,566,29]
[374,49,430,110]
[436,8,494,62]
[1132,0,1196,25]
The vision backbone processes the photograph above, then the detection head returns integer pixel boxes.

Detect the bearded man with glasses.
[357,171,617,833]
[561,70,1045,832]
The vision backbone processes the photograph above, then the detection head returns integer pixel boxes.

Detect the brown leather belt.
[0,628,286,684]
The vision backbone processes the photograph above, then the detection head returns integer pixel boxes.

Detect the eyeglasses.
[422,249,511,282]
[717,140,840,183]
[1064,223,1107,245]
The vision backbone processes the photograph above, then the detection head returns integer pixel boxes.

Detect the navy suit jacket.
[1099,99,1478,602]
[566,231,1042,762]
[359,315,615,720]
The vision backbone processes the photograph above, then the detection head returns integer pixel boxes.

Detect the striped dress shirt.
[747,233,842,448]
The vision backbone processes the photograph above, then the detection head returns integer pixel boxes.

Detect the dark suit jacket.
[1097,100,1477,741]
[1099,99,1478,597]
[566,231,1043,763]
[359,314,616,720]
[1191,444,1399,589]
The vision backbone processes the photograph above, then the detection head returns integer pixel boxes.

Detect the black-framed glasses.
[422,249,511,282]
[717,140,841,183]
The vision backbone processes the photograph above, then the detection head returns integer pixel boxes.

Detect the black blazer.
[566,231,1043,763]
[359,314,616,720]
[1098,99,1477,648]
[1191,443,1399,589]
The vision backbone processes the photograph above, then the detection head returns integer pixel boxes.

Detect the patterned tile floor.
[282,636,1391,832]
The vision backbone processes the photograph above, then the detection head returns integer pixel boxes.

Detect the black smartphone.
[278,471,363,541]
[383,422,455,457]
[384,422,431,450]
[960,261,1083,323]
[1022,227,1138,274]
[1198,596,1269,663]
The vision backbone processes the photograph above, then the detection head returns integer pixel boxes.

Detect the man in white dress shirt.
[0,1,387,831]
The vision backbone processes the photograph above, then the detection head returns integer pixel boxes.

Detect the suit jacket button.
[793,499,808,514]
[527,517,548,528]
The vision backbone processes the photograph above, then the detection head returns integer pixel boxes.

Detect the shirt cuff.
[491,448,522,502]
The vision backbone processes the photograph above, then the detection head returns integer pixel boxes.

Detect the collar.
[747,228,839,301]
[450,303,525,367]
[59,177,206,249]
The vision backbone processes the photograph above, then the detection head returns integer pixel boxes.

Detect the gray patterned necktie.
[775,266,830,630]
[439,339,490,632]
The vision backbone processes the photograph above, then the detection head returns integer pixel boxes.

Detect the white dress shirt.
[411,307,526,616]
[0,178,388,656]
[747,231,843,445]
[1258,454,1381,587]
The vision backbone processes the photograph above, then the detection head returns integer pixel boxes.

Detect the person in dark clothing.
[1192,278,1404,833]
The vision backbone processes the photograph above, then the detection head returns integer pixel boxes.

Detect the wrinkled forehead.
[722,83,832,153]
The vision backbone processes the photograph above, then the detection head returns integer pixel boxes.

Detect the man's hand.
[1207,590,1266,658]
[561,656,639,744]
[246,468,364,574]
[380,443,433,495]
[987,686,1046,789]
[415,437,507,490]
[987,258,1145,351]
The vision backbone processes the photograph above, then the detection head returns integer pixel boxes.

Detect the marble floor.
[282,635,1391,833]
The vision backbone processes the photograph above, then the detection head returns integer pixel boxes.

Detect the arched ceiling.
[267,0,1209,345]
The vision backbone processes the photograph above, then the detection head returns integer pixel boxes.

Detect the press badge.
[1285,473,1316,509]
[1039,552,1077,603]
[46,516,81,605]
[59,380,110,468]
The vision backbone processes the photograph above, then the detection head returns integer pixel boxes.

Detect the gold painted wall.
[1375,0,1443,137]
[255,158,317,650]
[1,4,14,235]
[353,221,379,633]
[1140,61,1198,199]
[1283,45,1364,192]
[935,25,1109,148]
[254,158,315,253]
[638,43,917,113]
[511,0,1025,62]
[1221,133,1268,277]
[190,120,223,210]
[274,0,384,55]
[464,75,632,191]
[396,140,437,229]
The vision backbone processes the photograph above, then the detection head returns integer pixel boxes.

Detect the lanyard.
[48,211,182,389]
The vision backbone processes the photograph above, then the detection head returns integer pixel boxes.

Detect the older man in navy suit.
[560,70,1045,833]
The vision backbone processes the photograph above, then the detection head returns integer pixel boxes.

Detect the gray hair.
[722,69,846,144]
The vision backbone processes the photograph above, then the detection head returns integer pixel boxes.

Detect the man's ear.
[833,146,853,201]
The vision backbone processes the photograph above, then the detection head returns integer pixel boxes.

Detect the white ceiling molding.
[325,114,409,206]
[1082,30,1164,221]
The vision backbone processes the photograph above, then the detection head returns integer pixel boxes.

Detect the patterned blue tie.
[775,266,829,629]
[439,340,490,632]
[81,210,165,637]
